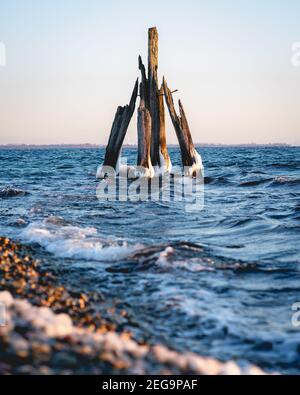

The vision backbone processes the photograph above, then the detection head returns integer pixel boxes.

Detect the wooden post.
[138,55,149,109]
[158,83,171,170]
[163,77,201,174]
[102,79,139,170]
[137,103,153,176]
[148,27,161,167]
[138,28,171,171]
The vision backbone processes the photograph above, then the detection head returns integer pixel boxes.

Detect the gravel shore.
[0,237,268,375]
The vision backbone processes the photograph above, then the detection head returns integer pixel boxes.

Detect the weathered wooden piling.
[137,58,152,176]
[158,83,171,170]
[138,27,171,171]
[148,27,160,167]
[137,105,153,175]
[163,77,201,174]
[100,27,201,179]
[137,77,153,175]
[102,79,139,170]
[138,56,149,109]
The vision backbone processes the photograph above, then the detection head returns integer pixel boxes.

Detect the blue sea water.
[0,146,300,373]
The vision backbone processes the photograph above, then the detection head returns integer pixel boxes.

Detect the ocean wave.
[217,217,254,228]
[20,218,139,262]
[155,248,216,272]
[238,176,300,187]
[204,176,231,185]
[107,242,257,273]
[269,163,300,169]
[56,164,75,169]
[239,178,272,187]
[271,176,300,186]
[0,186,30,198]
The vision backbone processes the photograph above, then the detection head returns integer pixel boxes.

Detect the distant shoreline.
[0,143,295,150]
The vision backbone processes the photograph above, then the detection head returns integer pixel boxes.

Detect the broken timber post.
[102,79,139,172]
[137,75,153,177]
[137,105,153,176]
[138,55,149,109]
[163,77,202,176]
[148,27,160,167]
[138,27,171,172]
[158,83,172,171]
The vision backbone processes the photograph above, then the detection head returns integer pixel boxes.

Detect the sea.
[0,146,299,374]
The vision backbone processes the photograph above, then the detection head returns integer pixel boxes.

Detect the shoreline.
[0,237,268,375]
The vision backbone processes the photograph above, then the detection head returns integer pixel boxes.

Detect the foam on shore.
[0,291,269,375]
[20,218,140,262]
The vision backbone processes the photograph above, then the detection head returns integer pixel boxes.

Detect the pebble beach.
[0,237,268,375]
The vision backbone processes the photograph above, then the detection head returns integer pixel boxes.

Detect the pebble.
[219,361,241,375]
[0,290,13,307]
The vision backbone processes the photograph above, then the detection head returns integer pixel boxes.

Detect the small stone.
[53,314,73,337]
[188,355,222,375]
[243,365,267,375]
[0,291,13,307]
[219,361,241,375]
[9,333,29,358]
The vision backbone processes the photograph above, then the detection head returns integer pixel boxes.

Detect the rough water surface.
[0,146,299,374]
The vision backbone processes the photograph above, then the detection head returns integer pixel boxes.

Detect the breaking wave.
[239,178,272,187]
[271,176,300,186]
[20,217,140,262]
[106,242,257,273]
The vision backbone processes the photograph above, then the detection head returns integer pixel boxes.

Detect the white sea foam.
[96,163,142,179]
[273,176,300,185]
[20,218,139,262]
[185,149,204,177]
[153,247,214,272]
[154,150,172,176]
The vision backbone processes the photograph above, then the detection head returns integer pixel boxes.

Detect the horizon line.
[0,143,296,149]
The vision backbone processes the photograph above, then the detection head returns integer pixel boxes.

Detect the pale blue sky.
[0,0,299,144]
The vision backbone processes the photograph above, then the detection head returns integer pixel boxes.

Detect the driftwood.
[103,79,139,170]
[163,77,199,172]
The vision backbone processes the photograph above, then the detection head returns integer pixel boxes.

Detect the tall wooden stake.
[138,27,171,170]
[137,76,153,175]
[148,27,160,167]
[102,79,139,170]
[137,105,152,173]
[158,83,171,170]
[163,77,199,171]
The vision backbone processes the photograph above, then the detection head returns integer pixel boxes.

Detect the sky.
[0,0,299,145]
